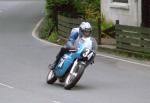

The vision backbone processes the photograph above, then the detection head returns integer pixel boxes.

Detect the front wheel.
[64,63,85,90]
[46,69,57,84]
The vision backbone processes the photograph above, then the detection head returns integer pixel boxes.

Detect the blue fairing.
[54,44,85,77]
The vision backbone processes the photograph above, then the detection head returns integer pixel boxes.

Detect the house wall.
[101,0,141,26]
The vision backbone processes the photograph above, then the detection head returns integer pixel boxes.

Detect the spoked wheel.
[64,63,85,90]
[47,69,57,84]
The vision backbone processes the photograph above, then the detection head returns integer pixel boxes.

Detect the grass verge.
[98,46,150,61]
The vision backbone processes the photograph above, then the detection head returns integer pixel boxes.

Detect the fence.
[57,14,82,41]
[57,14,101,44]
[116,24,150,54]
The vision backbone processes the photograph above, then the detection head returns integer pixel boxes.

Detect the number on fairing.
[87,52,94,60]
[58,58,65,68]
[83,49,90,57]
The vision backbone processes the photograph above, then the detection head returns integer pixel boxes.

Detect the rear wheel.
[46,69,57,84]
[64,63,85,90]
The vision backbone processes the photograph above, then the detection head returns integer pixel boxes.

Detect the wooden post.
[98,18,101,45]
[116,20,119,25]
[116,20,119,49]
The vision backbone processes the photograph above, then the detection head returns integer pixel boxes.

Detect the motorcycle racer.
[49,21,97,69]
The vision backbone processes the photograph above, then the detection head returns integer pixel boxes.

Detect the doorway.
[142,0,150,27]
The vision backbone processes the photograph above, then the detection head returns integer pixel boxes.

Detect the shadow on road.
[46,82,96,91]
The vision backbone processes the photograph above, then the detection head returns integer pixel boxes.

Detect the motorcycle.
[46,38,96,90]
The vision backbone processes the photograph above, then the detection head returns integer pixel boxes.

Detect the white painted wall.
[101,0,141,26]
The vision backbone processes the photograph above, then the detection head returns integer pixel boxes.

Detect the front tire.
[64,63,85,90]
[46,69,57,84]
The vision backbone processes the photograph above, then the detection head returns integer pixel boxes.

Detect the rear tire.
[64,63,85,90]
[46,69,57,84]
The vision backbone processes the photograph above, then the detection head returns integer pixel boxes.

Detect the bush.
[41,0,101,43]
[82,0,100,21]
[45,0,83,17]
[45,0,85,39]
[45,0,100,19]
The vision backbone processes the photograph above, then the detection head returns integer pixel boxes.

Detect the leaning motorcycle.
[46,38,97,90]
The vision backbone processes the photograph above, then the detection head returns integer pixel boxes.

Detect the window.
[110,0,129,9]
[113,0,128,3]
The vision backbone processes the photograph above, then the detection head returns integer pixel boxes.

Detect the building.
[101,0,150,27]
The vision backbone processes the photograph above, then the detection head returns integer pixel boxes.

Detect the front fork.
[69,59,78,77]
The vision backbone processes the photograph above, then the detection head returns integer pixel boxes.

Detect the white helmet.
[79,22,92,37]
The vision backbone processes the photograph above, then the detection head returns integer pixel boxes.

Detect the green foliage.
[82,0,100,21]
[101,14,114,31]
[48,32,66,45]
[39,17,54,40]
[45,0,83,18]
[45,0,100,19]
[48,32,58,43]
[43,0,101,43]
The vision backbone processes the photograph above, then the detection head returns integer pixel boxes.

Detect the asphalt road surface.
[0,1,150,103]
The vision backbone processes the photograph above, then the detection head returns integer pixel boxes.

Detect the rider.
[49,21,97,69]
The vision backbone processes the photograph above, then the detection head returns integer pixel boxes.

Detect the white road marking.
[32,18,150,68]
[32,17,61,47]
[96,53,150,68]
[0,82,14,89]
[52,100,62,103]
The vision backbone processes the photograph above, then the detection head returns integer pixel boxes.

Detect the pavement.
[0,1,150,103]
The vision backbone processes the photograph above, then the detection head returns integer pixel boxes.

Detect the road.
[0,1,150,103]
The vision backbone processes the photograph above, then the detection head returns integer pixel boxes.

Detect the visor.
[84,28,92,32]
